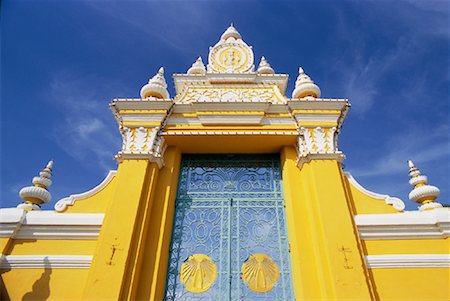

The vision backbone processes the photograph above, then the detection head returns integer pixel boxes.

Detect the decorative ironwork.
[164,155,294,300]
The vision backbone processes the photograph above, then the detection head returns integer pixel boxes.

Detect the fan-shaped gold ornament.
[241,253,280,293]
[180,254,218,293]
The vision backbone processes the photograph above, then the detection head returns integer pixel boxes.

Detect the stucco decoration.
[17,161,53,211]
[296,127,344,168]
[407,160,442,211]
[176,86,286,104]
[292,67,321,99]
[140,67,170,99]
[207,24,254,73]
[116,126,167,168]
[257,56,275,74]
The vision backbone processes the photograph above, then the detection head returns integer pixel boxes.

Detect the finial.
[17,160,54,211]
[187,56,206,75]
[221,24,241,40]
[292,67,321,99]
[140,67,170,99]
[407,160,442,211]
[257,56,275,74]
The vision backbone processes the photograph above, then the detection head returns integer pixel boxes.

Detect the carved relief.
[296,127,344,167]
[180,87,281,103]
[117,126,166,167]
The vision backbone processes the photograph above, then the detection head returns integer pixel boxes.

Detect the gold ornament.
[241,254,280,293]
[180,254,217,293]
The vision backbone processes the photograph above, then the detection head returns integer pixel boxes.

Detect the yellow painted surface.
[63,173,117,213]
[122,121,162,127]
[119,109,167,114]
[165,124,297,130]
[165,135,297,154]
[363,239,450,255]
[297,121,337,126]
[371,268,450,301]
[286,154,375,300]
[1,269,88,301]
[6,239,97,256]
[292,109,342,114]
[82,160,160,300]
[344,175,399,214]
[134,147,181,301]
[0,238,11,255]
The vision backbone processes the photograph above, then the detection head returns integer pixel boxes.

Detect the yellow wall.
[371,268,450,301]
[1,269,88,301]
[2,146,449,300]
[281,147,376,300]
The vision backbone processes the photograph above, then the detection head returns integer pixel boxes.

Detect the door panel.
[164,155,294,300]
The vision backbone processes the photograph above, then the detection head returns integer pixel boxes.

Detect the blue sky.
[1,0,449,210]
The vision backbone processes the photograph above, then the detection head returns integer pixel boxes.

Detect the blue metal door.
[164,155,294,300]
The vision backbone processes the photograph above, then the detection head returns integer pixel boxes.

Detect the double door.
[164,155,294,300]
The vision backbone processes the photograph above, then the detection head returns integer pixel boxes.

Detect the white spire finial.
[221,24,241,40]
[18,160,54,211]
[140,67,170,99]
[187,56,206,75]
[407,160,442,211]
[257,56,275,74]
[292,66,321,99]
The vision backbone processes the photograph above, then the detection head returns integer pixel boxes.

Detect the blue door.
[164,155,294,300]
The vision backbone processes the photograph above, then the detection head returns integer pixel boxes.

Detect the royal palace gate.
[164,155,295,300]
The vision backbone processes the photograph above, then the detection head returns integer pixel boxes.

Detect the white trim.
[0,255,92,269]
[355,209,450,240]
[0,209,104,240]
[345,172,405,211]
[54,170,116,212]
[366,254,450,268]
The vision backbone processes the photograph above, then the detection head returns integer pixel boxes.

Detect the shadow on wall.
[1,265,12,301]
[22,257,52,301]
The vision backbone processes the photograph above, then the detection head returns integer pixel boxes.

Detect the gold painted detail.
[119,109,167,114]
[180,254,218,293]
[292,109,342,115]
[241,254,280,293]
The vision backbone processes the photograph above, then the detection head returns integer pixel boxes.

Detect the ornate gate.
[164,155,294,300]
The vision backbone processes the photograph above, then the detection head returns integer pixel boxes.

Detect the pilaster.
[281,146,376,300]
[82,159,160,300]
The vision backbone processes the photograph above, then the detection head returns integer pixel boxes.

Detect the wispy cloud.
[328,1,449,115]
[353,123,449,177]
[48,72,122,171]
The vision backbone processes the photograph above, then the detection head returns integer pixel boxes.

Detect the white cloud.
[48,73,122,171]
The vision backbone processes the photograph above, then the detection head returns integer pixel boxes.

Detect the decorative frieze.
[296,126,345,168]
[115,126,167,168]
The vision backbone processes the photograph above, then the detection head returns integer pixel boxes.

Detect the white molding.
[0,255,92,269]
[54,171,117,212]
[197,114,264,125]
[366,254,450,268]
[162,131,297,136]
[345,172,405,211]
[0,209,104,240]
[355,209,450,240]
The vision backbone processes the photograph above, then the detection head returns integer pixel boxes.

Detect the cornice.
[0,255,93,269]
[0,209,104,240]
[355,209,450,240]
[366,254,450,268]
